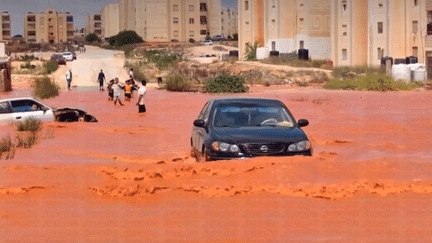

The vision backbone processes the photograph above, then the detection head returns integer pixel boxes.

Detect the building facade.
[238,0,331,60]
[85,13,102,37]
[102,3,120,38]
[221,8,238,38]
[24,8,74,44]
[100,0,221,42]
[0,12,11,43]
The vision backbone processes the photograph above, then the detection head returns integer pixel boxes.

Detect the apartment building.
[85,13,102,37]
[221,8,238,38]
[0,12,12,43]
[24,8,74,44]
[331,0,429,69]
[238,0,331,60]
[0,12,11,43]
[102,3,120,38]
[100,0,221,42]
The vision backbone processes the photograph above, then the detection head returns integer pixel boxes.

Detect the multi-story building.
[85,13,102,37]
[102,3,120,38]
[24,7,74,44]
[221,8,238,38]
[238,0,331,60]
[100,0,221,42]
[0,12,12,43]
[331,0,427,68]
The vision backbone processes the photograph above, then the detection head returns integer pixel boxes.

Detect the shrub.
[85,33,101,42]
[108,30,144,47]
[15,118,42,132]
[120,44,135,58]
[324,74,419,91]
[164,73,193,92]
[0,135,15,160]
[245,42,259,61]
[232,33,238,41]
[204,74,248,93]
[311,60,326,68]
[144,50,182,70]
[33,76,60,99]
[15,131,39,148]
[42,61,58,74]
[189,38,196,43]
[333,66,384,79]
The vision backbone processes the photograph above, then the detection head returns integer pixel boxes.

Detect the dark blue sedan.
[191,98,312,162]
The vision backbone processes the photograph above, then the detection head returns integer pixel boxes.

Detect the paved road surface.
[53,45,129,90]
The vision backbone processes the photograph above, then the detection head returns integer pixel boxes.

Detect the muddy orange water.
[1,86,432,242]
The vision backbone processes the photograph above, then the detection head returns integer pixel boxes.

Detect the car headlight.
[288,140,311,152]
[212,142,239,153]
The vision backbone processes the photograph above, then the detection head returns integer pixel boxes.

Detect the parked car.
[191,98,312,161]
[50,53,66,65]
[210,35,224,41]
[202,40,213,46]
[70,51,77,60]
[62,52,74,61]
[0,97,98,124]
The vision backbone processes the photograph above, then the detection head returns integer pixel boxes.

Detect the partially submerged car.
[0,97,97,124]
[191,98,312,161]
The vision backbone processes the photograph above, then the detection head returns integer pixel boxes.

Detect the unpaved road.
[52,45,129,90]
[2,57,432,241]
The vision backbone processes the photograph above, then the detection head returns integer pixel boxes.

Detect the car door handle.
[16,117,22,119]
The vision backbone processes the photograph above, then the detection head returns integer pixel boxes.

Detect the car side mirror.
[193,119,206,128]
[298,119,309,127]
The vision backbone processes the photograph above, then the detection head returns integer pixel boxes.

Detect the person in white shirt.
[136,80,147,113]
[65,69,72,91]
[113,78,125,106]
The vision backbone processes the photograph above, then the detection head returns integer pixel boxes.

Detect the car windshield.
[213,103,294,128]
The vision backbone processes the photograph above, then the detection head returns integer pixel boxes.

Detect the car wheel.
[196,147,211,162]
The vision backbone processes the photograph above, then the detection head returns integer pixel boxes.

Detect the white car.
[202,40,213,46]
[0,97,55,124]
[62,52,74,61]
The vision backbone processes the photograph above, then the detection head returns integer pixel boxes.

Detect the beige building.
[101,3,120,38]
[0,12,12,43]
[221,8,238,38]
[238,0,331,60]
[331,0,430,68]
[24,8,74,44]
[100,0,221,42]
[85,13,102,37]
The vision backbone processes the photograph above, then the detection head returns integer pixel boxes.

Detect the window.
[378,22,383,34]
[200,3,207,11]
[173,5,179,11]
[27,16,36,22]
[413,47,418,57]
[189,30,195,38]
[342,0,347,11]
[27,31,36,36]
[173,30,179,38]
[272,41,276,51]
[413,20,418,33]
[189,5,194,11]
[0,102,10,114]
[10,100,42,113]
[94,15,101,21]
[67,16,73,22]
[200,16,207,25]
[377,47,384,59]
[189,18,194,24]
[173,17,179,24]
[414,0,418,6]
[200,29,207,35]
[428,11,432,35]
[245,1,249,11]
[299,41,304,49]
[343,32,347,36]
[342,49,347,60]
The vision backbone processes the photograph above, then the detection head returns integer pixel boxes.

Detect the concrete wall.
[0,59,12,92]
[102,3,120,38]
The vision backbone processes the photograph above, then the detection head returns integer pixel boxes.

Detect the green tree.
[108,30,144,47]
[85,33,100,42]
[245,41,260,61]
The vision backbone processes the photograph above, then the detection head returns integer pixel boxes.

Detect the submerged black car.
[191,98,312,161]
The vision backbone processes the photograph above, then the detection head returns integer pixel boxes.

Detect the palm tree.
[245,41,259,61]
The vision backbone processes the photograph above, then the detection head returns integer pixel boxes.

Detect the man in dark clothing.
[98,69,106,91]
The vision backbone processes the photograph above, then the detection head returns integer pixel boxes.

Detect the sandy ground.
[186,44,238,64]
[1,46,432,242]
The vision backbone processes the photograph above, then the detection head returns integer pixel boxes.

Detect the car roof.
[210,97,284,106]
[0,97,38,102]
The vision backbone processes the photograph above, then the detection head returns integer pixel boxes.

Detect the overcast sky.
[0,0,237,36]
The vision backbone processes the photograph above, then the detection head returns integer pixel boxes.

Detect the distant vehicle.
[191,98,312,162]
[50,53,66,65]
[62,52,74,61]
[202,40,213,46]
[0,97,98,124]
[70,51,77,60]
[210,35,224,41]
